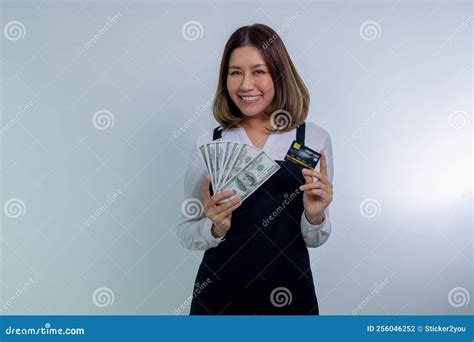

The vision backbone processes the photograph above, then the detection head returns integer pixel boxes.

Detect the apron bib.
[190,123,319,315]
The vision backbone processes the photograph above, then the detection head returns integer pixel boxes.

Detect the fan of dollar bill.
[199,141,280,203]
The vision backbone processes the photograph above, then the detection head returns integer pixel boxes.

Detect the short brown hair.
[213,23,310,132]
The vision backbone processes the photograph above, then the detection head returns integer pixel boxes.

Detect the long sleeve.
[175,137,226,250]
[300,131,334,248]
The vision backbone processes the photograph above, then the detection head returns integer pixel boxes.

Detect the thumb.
[302,169,313,184]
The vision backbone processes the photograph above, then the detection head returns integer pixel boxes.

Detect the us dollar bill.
[216,142,240,192]
[215,141,225,187]
[219,151,280,202]
[223,143,261,186]
[204,143,216,191]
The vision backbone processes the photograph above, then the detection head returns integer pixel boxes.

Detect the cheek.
[260,77,275,95]
[226,78,238,92]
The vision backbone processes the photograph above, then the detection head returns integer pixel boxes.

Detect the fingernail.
[299,186,303,190]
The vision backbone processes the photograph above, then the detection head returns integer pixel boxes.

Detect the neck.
[241,113,272,133]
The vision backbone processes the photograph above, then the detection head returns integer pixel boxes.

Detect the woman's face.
[226,45,275,119]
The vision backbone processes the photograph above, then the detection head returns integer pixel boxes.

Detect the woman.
[176,23,334,315]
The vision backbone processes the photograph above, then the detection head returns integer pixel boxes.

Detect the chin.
[238,107,266,118]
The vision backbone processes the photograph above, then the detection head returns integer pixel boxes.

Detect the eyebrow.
[228,64,267,69]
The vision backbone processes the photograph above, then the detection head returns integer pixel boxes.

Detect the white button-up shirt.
[176,121,334,250]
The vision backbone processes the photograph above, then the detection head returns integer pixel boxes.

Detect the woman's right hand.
[202,175,241,238]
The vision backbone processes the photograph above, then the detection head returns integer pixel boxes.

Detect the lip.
[238,94,262,104]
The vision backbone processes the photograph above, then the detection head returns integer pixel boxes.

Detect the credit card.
[284,140,321,170]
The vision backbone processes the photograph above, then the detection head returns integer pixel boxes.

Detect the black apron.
[190,123,319,315]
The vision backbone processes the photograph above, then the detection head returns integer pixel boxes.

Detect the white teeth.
[241,96,260,101]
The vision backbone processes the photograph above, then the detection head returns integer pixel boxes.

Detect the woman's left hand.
[299,150,333,225]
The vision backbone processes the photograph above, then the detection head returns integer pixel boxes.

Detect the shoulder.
[304,121,332,147]
[195,130,214,146]
[195,126,240,146]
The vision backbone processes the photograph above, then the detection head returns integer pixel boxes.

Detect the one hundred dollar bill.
[219,151,280,203]
[223,143,261,186]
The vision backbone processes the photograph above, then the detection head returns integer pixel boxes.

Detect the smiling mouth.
[238,95,262,104]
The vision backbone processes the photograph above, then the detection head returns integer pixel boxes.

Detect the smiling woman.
[176,23,334,315]
[213,24,310,131]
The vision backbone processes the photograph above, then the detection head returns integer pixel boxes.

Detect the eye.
[255,69,265,75]
[229,70,241,76]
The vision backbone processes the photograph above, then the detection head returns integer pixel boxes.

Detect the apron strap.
[213,126,222,141]
[296,122,306,144]
[214,123,305,142]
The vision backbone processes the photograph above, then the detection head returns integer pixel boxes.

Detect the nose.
[239,73,254,92]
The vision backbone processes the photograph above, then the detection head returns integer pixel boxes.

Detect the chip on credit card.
[284,140,321,170]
